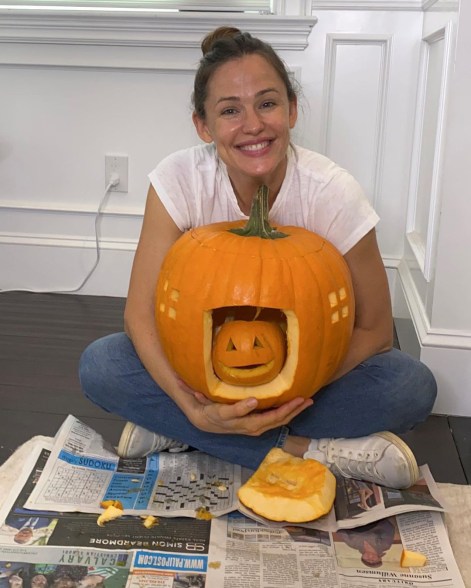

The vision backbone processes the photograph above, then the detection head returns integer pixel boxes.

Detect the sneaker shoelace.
[331,450,386,483]
[151,434,188,453]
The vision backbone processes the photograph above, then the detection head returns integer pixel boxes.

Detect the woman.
[79,27,437,489]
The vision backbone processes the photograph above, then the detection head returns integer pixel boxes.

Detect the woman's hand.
[174,379,313,436]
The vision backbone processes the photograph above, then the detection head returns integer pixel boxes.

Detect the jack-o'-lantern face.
[212,319,286,386]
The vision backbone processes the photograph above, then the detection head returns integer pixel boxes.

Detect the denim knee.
[78,336,113,410]
[383,353,438,433]
[409,359,437,424]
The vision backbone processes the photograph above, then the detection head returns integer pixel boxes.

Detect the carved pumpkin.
[212,320,286,386]
[237,448,336,523]
[156,185,354,409]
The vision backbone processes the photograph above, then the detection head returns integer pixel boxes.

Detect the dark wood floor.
[0,291,470,484]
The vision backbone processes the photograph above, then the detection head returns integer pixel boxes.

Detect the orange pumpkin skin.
[155,218,354,409]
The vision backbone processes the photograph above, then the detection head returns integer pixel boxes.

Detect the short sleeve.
[313,169,379,255]
[148,149,195,232]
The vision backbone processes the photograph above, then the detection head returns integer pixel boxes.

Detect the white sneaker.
[117,422,189,458]
[304,431,419,489]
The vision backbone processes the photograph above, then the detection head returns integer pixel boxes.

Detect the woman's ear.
[192,112,213,143]
[289,96,298,129]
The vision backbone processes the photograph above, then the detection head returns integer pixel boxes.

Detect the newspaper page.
[25,416,240,520]
[207,511,466,588]
[0,440,223,588]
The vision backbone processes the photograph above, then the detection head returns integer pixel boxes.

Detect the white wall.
[397,0,471,416]
[1,1,470,414]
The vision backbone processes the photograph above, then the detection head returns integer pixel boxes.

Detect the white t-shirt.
[148,143,379,255]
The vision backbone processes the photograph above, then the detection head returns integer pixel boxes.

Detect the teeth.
[240,141,269,152]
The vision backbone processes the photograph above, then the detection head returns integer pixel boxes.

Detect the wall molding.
[0,9,316,51]
[320,33,391,209]
[0,200,143,217]
[310,0,458,11]
[406,21,453,282]
[0,233,137,251]
[0,201,142,252]
[398,258,471,350]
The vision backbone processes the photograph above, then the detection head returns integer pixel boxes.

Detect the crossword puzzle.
[151,473,232,512]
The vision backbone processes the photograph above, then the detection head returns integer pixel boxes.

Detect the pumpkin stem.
[229,185,288,239]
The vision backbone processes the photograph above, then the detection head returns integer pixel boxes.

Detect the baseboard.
[397,259,471,417]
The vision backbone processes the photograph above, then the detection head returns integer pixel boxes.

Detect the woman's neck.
[228,159,288,215]
[234,183,280,215]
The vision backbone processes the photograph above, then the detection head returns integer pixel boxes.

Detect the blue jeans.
[79,332,437,470]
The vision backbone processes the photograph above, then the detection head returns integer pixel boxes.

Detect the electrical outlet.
[105,154,128,192]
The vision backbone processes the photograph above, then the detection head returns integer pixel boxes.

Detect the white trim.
[382,256,400,269]
[0,9,317,50]
[0,233,137,250]
[406,22,453,281]
[309,0,457,10]
[320,33,391,209]
[1,62,197,72]
[0,200,143,217]
[422,0,458,10]
[2,0,271,9]
[398,259,471,350]
[312,0,422,9]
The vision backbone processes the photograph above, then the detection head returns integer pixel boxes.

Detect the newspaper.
[207,510,466,588]
[25,416,240,520]
[0,416,466,587]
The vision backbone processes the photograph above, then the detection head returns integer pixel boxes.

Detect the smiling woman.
[79,26,437,491]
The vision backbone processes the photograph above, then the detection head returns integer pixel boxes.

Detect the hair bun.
[201,26,242,55]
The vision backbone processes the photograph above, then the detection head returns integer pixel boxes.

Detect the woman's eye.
[221,108,238,116]
[261,100,276,109]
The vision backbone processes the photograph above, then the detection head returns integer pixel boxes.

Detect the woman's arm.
[124,184,184,396]
[328,228,393,382]
[124,185,311,435]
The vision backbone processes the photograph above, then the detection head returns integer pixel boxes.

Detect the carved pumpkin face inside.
[212,320,286,386]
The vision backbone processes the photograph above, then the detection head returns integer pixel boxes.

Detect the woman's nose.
[242,108,263,133]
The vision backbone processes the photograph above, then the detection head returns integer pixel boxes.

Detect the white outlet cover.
[105,154,128,192]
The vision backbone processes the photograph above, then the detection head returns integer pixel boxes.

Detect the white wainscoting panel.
[406,22,453,282]
[320,34,391,208]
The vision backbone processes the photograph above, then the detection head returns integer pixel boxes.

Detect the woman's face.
[193,53,297,191]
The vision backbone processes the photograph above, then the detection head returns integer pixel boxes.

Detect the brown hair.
[192,26,297,119]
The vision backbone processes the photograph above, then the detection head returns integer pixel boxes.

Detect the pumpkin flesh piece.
[238,448,336,523]
[400,550,427,567]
